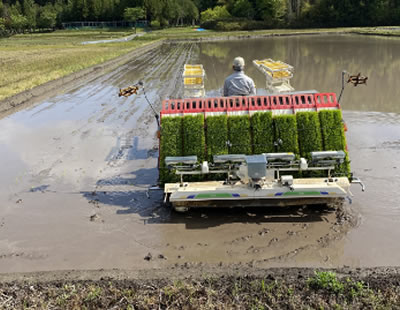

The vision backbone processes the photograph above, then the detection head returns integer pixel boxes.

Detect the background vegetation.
[1,0,400,36]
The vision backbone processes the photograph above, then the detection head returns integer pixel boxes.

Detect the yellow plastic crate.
[255,60,290,70]
[266,71,292,79]
[183,69,204,76]
[184,77,204,85]
[184,64,203,70]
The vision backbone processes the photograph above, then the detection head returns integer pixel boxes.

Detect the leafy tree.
[201,5,231,22]
[22,0,36,29]
[193,0,218,11]
[182,0,199,24]
[231,0,255,18]
[144,0,162,21]
[37,4,57,28]
[0,17,7,35]
[124,6,144,31]
[9,12,28,32]
[124,6,145,21]
[254,0,286,26]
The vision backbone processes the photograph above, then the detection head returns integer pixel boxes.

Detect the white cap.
[233,57,245,70]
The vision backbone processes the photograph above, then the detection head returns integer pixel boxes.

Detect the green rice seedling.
[183,114,205,181]
[297,112,323,177]
[206,115,228,161]
[159,116,183,184]
[296,112,323,157]
[183,114,205,160]
[228,115,252,154]
[319,110,351,177]
[319,110,346,151]
[206,115,229,181]
[251,112,274,154]
[273,114,299,154]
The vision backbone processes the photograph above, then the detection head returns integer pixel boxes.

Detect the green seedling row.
[319,110,351,177]
[228,115,252,154]
[159,116,183,184]
[183,114,206,181]
[206,115,229,161]
[297,111,323,177]
[183,114,206,160]
[273,114,299,154]
[297,112,323,158]
[205,115,229,181]
[319,110,347,150]
[252,112,275,154]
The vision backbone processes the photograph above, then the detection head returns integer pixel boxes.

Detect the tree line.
[1,0,400,36]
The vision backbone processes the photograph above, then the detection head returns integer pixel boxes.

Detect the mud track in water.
[1,36,398,274]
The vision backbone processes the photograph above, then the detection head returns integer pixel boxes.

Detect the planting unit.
[159,92,364,212]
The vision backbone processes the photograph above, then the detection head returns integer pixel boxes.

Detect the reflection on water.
[197,35,400,113]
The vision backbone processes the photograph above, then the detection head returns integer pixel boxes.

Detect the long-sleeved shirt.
[223,71,256,97]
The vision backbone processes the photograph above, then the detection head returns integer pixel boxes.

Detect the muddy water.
[0,35,399,272]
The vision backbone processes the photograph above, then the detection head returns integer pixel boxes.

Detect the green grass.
[0,29,158,101]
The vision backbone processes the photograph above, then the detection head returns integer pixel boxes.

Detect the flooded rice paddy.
[0,34,400,272]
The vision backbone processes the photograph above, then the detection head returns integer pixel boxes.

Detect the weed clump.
[307,271,345,294]
[307,271,375,304]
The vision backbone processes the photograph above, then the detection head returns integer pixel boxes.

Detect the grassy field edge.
[0,38,164,114]
[0,266,399,309]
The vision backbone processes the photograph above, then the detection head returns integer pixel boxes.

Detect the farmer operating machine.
[121,59,365,212]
